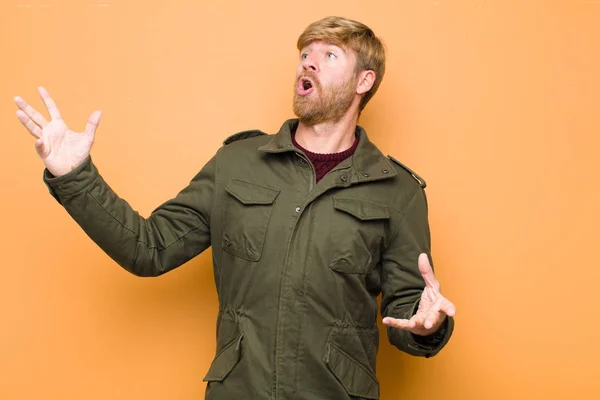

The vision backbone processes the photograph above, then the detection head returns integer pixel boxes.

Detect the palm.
[410,285,447,336]
[15,86,101,177]
[40,119,94,176]
[382,253,456,336]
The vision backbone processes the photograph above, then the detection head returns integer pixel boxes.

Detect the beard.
[293,73,357,126]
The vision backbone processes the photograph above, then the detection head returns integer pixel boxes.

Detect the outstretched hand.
[382,253,456,336]
[14,86,101,177]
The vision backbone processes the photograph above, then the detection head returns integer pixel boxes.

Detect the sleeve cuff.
[387,299,455,358]
[43,156,98,203]
[412,318,449,348]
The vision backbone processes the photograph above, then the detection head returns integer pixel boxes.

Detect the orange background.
[1,1,599,399]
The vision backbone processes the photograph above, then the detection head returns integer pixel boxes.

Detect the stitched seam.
[333,195,406,216]
[384,187,420,249]
[210,149,220,230]
[86,189,202,251]
[229,178,280,193]
[53,180,95,201]
[335,204,388,220]
[333,196,390,210]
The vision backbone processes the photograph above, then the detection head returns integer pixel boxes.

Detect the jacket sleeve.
[43,154,218,277]
[380,186,454,358]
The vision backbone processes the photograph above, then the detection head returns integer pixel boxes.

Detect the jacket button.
[340,175,348,182]
[295,206,301,213]
[363,172,370,177]
[382,169,389,174]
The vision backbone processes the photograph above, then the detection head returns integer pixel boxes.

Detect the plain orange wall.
[1,0,599,399]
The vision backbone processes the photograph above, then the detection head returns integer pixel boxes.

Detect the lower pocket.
[323,323,380,399]
[203,310,245,382]
[203,332,244,382]
[324,342,379,400]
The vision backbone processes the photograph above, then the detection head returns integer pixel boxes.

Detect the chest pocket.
[330,197,390,274]
[222,179,280,262]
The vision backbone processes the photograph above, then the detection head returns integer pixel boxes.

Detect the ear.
[356,70,376,95]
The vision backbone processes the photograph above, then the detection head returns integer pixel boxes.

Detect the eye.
[327,52,337,60]
[301,53,308,60]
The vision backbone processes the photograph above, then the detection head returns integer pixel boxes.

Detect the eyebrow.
[301,43,347,55]
[325,44,347,55]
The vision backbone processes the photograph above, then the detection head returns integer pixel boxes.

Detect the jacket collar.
[258,119,398,184]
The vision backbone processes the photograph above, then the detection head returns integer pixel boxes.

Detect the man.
[15,16,455,400]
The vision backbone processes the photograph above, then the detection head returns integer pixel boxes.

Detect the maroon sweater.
[292,133,359,183]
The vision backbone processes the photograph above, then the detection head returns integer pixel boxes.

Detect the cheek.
[322,65,351,85]
[322,75,343,90]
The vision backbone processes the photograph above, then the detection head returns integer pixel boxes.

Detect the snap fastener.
[340,175,348,182]
[363,173,370,177]
[382,169,389,174]
[295,206,301,213]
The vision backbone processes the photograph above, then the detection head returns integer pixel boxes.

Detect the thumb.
[418,253,440,291]
[84,110,102,137]
[35,138,49,159]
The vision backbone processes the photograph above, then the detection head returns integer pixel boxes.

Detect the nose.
[301,53,319,73]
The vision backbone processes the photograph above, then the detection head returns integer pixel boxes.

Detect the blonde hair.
[297,16,386,112]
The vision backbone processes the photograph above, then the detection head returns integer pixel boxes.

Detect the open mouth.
[297,77,315,96]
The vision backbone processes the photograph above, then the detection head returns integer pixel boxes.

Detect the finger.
[382,317,416,330]
[410,312,427,328]
[38,86,62,120]
[424,311,444,330]
[35,138,49,159]
[418,253,440,291]
[16,110,43,139]
[84,110,102,137]
[439,297,456,317]
[14,96,48,128]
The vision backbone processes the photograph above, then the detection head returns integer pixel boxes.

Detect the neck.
[295,110,359,154]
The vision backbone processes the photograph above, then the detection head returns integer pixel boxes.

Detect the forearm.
[44,156,212,276]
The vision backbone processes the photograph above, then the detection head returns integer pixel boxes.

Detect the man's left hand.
[382,253,456,336]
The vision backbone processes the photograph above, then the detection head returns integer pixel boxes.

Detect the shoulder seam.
[223,130,266,145]
[387,155,427,189]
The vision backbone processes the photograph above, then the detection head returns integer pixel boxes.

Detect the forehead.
[301,40,347,53]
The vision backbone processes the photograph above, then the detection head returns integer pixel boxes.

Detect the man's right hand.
[14,86,101,177]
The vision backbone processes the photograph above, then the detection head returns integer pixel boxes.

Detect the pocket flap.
[203,333,244,382]
[333,197,389,221]
[324,342,379,399]
[226,179,280,205]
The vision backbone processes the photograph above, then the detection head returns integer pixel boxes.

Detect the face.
[293,41,360,126]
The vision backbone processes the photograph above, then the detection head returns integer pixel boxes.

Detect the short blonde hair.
[297,16,386,112]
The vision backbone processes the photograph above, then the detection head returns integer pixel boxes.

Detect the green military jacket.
[44,119,454,400]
